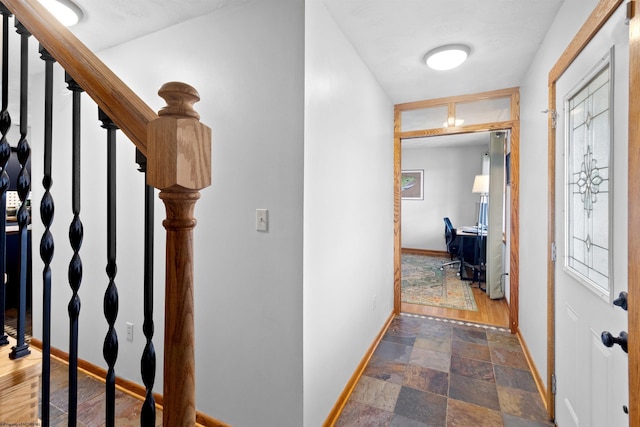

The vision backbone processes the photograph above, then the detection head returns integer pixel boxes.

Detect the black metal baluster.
[0,3,11,348]
[66,72,83,427]
[9,19,31,360]
[136,149,156,426]
[39,44,56,427]
[99,108,118,427]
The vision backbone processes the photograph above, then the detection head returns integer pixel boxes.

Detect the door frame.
[393,87,521,333]
[546,0,635,421]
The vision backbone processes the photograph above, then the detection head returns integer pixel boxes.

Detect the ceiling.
[67,0,252,52]
[321,0,565,104]
[65,0,564,149]
[66,0,565,106]
[317,0,564,147]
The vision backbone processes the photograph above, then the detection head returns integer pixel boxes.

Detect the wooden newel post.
[147,82,211,426]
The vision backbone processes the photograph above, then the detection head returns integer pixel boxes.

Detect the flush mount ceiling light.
[443,117,464,128]
[39,0,84,27]
[424,44,470,71]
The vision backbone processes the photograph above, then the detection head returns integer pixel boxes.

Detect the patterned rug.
[401,254,478,311]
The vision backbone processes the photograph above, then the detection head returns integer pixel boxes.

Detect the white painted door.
[554,4,629,427]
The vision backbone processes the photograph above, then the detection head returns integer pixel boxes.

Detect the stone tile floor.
[336,314,555,427]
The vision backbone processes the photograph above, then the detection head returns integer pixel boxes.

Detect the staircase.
[0,0,218,425]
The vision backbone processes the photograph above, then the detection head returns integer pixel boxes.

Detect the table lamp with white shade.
[472,174,489,228]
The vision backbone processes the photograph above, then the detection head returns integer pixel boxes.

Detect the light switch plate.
[126,322,134,342]
[256,209,268,231]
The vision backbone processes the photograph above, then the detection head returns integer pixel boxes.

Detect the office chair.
[441,217,462,271]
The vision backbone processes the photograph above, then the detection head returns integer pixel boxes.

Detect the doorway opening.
[393,87,520,333]
[399,131,510,327]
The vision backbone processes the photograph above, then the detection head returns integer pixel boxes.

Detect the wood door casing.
[393,88,520,333]
[628,1,640,425]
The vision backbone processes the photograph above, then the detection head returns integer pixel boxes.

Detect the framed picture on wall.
[401,170,423,200]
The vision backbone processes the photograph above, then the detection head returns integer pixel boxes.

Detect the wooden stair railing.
[149,83,212,426]
[0,0,212,425]
[0,0,154,153]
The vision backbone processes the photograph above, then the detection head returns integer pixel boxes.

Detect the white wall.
[401,144,486,250]
[31,1,305,425]
[518,0,599,389]
[304,0,394,425]
[22,0,604,424]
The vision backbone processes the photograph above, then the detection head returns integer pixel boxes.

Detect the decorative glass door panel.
[565,51,612,298]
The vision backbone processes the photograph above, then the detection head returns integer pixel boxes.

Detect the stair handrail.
[1,0,155,154]
[0,0,212,425]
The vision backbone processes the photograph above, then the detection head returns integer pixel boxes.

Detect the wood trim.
[510,91,521,121]
[1,0,156,154]
[393,87,520,337]
[549,0,624,84]
[447,102,456,124]
[509,120,520,334]
[516,330,549,414]
[394,111,402,314]
[401,248,448,257]
[396,121,516,139]
[546,0,623,421]
[30,338,161,404]
[546,80,557,421]
[323,311,395,426]
[509,91,521,333]
[196,412,233,427]
[30,339,231,427]
[396,87,519,111]
[629,2,640,426]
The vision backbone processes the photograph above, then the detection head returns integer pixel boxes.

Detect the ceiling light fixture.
[39,0,84,27]
[443,117,464,128]
[424,44,470,71]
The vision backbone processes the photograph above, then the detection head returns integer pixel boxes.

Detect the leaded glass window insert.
[565,58,612,297]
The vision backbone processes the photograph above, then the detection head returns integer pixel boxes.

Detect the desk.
[457,225,487,236]
[456,226,487,285]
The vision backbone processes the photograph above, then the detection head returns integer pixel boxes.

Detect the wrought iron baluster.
[66,71,83,427]
[39,44,56,427]
[136,149,156,426]
[99,108,118,427]
[9,18,31,360]
[0,3,11,348]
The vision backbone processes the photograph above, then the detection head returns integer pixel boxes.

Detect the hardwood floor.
[0,336,41,423]
[402,285,510,328]
[400,251,510,328]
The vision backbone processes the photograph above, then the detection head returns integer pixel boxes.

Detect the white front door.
[554,3,629,427]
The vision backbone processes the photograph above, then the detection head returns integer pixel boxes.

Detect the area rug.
[401,254,478,311]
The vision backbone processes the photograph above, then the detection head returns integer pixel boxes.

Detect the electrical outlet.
[373,295,377,310]
[126,322,134,342]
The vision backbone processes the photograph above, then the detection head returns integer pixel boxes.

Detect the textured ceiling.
[69,0,564,106]
[69,0,252,51]
[321,0,565,104]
